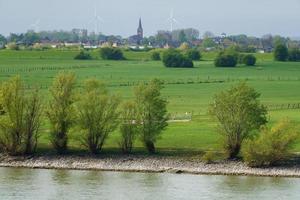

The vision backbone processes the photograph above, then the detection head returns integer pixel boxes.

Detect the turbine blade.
[173,18,180,24]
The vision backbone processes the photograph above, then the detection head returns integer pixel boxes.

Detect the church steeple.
[137,18,143,39]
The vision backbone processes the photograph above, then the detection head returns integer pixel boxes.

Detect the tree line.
[0,74,168,155]
[0,74,299,167]
[1,29,299,50]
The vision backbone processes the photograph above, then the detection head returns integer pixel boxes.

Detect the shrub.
[179,42,190,51]
[46,72,77,154]
[119,101,137,154]
[288,48,300,62]
[6,42,19,50]
[77,79,120,154]
[100,47,124,60]
[150,50,161,61]
[0,77,42,155]
[209,82,267,159]
[238,54,245,64]
[162,49,194,68]
[243,54,256,66]
[202,151,217,164]
[74,50,92,60]
[242,120,299,167]
[214,52,238,67]
[185,49,201,61]
[135,79,168,153]
[274,44,288,61]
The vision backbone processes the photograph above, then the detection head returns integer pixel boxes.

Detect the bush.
[243,54,256,66]
[288,48,300,62]
[179,42,190,51]
[6,42,19,50]
[209,82,267,159]
[274,44,288,61]
[162,49,194,68]
[201,151,217,164]
[150,50,161,61]
[242,120,299,167]
[100,47,124,60]
[119,101,137,154]
[74,50,92,60]
[185,49,201,61]
[214,52,238,67]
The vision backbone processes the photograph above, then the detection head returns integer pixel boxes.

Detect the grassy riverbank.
[1,49,300,153]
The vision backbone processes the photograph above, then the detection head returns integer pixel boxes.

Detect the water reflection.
[1,167,300,200]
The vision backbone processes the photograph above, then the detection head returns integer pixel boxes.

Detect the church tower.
[137,18,143,39]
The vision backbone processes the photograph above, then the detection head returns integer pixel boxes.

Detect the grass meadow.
[0,49,300,153]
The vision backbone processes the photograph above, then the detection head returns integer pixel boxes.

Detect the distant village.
[0,18,299,53]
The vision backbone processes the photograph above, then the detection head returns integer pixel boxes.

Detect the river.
[0,167,300,200]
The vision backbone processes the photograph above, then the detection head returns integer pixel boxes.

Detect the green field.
[0,49,300,153]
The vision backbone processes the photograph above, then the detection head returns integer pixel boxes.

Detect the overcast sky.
[0,0,299,37]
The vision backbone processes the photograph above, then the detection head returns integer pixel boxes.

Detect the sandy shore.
[1,154,300,178]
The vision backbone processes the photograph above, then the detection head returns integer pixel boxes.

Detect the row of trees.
[274,44,300,62]
[1,75,298,167]
[214,50,257,67]
[0,74,168,155]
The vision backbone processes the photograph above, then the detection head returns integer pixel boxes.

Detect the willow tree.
[77,79,120,154]
[134,79,168,153]
[119,101,138,154]
[47,72,76,154]
[209,82,267,159]
[0,76,42,155]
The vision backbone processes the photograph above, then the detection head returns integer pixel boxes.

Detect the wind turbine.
[29,19,41,32]
[88,7,104,34]
[166,9,179,32]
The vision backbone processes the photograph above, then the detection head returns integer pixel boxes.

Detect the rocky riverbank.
[1,154,300,178]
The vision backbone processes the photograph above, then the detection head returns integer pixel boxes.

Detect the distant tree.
[155,31,172,47]
[150,50,161,61]
[214,51,238,67]
[209,82,267,159]
[274,44,289,61]
[185,49,201,61]
[183,28,200,41]
[261,34,274,51]
[0,34,7,48]
[119,101,138,154]
[243,54,256,66]
[178,42,190,51]
[23,31,40,45]
[134,79,168,153]
[272,35,286,47]
[172,29,200,43]
[6,42,19,50]
[74,50,92,60]
[203,31,215,39]
[201,38,216,49]
[288,48,300,62]
[77,79,120,154]
[178,30,187,43]
[100,47,125,60]
[162,49,194,68]
[46,72,77,154]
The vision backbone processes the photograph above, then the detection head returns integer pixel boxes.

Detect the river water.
[0,167,300,200]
